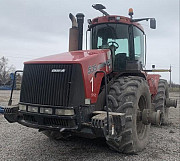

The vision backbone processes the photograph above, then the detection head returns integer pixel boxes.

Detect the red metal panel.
[91,15,144,32]
[147,74,160,96]
[24,49,112,104]
[24,49,109,64]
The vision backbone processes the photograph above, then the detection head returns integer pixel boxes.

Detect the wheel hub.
[142,109,162,126]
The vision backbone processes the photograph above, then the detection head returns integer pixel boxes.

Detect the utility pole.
[170,65,172,88]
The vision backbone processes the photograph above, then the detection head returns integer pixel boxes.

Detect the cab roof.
[90,15,144,32]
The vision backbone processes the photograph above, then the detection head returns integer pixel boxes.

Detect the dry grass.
[169,87,180,92]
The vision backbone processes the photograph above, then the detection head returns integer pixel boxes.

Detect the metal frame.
[95,70,109,135]
[8,70,23,106]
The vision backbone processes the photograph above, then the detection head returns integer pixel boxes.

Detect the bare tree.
[0,56,15,86]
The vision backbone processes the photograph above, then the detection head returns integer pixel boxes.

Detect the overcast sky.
[0,0,179,83]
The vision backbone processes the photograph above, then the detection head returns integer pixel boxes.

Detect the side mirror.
[150,18,156,29]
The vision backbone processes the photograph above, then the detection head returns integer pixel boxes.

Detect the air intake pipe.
[69,13,78,51]
[76,13,85,50]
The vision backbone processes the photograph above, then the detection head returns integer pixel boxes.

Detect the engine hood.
[23,49,112,104]
[24,49,110,64]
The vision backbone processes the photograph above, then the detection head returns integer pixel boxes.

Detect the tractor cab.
[88,4,156,72]
[90,17,145,71]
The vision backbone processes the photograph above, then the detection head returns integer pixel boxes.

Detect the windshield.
[91,24,129,56]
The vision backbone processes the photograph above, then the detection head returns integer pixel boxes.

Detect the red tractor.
[4,4,177,153]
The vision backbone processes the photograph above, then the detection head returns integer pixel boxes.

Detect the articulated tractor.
[3,4,177,153]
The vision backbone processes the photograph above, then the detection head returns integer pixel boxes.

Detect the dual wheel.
[107,76,151,153]
[153,79,169,125]
[107,76,169,153]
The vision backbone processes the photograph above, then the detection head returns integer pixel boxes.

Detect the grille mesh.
[44,117,70,127]
[22,114,75,128]
[20,64,72,106]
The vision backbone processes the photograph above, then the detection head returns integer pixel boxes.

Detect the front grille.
[44,117,69,126]
[43,117,76,128]
[20,64,72,106]
[22,114,76,128]
[23,114,37,123]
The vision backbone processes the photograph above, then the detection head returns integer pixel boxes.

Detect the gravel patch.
[0,91,179,161]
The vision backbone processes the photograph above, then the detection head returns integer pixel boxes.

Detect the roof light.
[116,16,120,21]
[128,8,134,18]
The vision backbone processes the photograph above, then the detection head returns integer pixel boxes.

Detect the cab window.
[92,24,129,57]
[133,27,145,64]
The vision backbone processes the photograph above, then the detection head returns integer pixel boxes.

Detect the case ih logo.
[51,69,66,73]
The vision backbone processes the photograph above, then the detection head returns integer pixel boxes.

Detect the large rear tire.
[153,79,169,125]
[107,76,151,153]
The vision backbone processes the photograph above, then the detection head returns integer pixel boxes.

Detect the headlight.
[85,98,91,105]
[19,104,26,111]
[55,109,74,116]
[40,108,52,114]
[28,106,38,113]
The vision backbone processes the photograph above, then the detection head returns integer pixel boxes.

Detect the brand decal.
[51,69,66,73]
[88,64,97,74]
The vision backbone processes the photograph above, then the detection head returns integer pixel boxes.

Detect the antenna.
[92,4,109,16]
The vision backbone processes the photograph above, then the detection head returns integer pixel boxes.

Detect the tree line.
[0,56,15,86]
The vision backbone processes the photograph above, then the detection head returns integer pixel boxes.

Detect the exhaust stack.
[76,13,85,50]
[69,13,79,51]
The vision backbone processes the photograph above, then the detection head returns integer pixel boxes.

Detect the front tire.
[107,76,151,153]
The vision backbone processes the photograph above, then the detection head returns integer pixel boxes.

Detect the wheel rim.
[136,95,147,140]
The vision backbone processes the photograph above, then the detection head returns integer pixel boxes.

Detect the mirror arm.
[131,18,151,22]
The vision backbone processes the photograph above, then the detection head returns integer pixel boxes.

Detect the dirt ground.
[0,90,179,161]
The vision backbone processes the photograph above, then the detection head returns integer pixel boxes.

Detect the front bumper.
[18,112,78,131]
[4,103,94,132]
[4,104,127,139]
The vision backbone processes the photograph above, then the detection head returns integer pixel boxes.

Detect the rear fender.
[147,74,161,97]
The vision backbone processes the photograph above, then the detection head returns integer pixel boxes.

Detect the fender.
[147,74,160,97]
